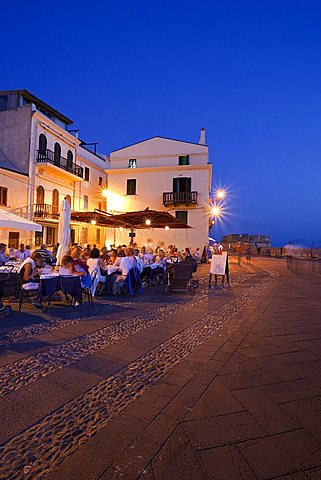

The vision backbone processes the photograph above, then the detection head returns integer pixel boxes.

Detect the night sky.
[2,1,321,246]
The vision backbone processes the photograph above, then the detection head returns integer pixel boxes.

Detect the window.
[67,150,73,171]
[81,227,88,243]
[84,167,90,181]
[178,155,189,166]
[0,95,8,112]
[52,189,59,217]
[8,232,19,249]
[98,176,103,186]
[126,179,136,195]
[54,142,61,166]
[36,185,45,205]
[128,158,137,168]
[175,210,188,225]
[84,195,89,210]
[35,230,43,247]
[173,177,191,192]
[38,134,47,156]
[98,202,102,210]
[46,226,56,246]
[96,229,101,243]
[0,186,8,206]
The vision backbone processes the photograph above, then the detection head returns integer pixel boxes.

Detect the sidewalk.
[1,258,321,479]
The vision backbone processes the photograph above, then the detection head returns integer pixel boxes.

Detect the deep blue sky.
[2,1,321,245]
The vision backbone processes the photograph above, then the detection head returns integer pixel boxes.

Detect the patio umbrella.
[56,198,71,266]
[0,208,42,231]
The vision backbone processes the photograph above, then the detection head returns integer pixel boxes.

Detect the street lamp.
[216,189,225,199]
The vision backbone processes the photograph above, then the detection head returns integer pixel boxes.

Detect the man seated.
[15,243,31,261]
[0,244,9,265]
[113,247,137,294]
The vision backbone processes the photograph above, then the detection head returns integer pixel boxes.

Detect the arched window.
[65,194,71,207]
[36,185,45,205]
[52,189,59,218]
[67,150,73,171]
[38,134,47,157]
[54,142,61,166]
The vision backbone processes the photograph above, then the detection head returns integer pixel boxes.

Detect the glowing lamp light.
[145,219,151,226]
[102,189,108,197]
[119,226,123,231]
[217,189,225,199]
[165,225,169,230]
[91,219,97,225]
[211,206,221,216]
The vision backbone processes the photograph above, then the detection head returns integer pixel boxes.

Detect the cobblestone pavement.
[2,258,320,480]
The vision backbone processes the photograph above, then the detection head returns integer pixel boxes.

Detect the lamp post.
[209,189,226,236]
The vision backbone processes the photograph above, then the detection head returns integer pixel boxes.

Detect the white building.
[0,90,109,248]
[107,131,212,250]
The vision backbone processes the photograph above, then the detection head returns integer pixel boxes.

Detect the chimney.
[199,127,206,145]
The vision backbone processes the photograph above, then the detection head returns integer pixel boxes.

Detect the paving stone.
[233,387,299,434]
[199,444,257,480]
[238,430,321,479]
[151,426,206,480]
[182,411,265,449]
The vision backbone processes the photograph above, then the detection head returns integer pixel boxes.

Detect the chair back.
[89,268,98,288]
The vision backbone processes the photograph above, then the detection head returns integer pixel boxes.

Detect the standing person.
[34,244,53,265]
[236,242,243,266]
[245,245,252,265]
[0,244,9,265]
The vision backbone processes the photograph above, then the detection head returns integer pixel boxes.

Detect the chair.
[14,271,40,312]
[82,268,98,305]
[125,267,143,296]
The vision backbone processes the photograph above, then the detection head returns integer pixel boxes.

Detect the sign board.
[210,252,227,275]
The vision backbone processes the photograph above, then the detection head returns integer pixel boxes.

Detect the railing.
[34,203,59,219]
[163,191,198,206]
[37,149,83,178]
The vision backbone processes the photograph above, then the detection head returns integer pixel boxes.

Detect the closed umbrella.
[56,198,71,266]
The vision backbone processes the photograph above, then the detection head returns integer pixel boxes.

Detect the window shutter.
[173,178,179,192]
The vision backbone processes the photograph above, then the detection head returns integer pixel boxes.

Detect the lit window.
[128,159,137,168]
[84,195,89,210]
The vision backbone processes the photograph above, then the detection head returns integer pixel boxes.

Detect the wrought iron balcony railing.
[163,191,198,206]
[37,149,83,178]
[34,203,59,219]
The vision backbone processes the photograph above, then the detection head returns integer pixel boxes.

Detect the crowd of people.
[0,241,201,308]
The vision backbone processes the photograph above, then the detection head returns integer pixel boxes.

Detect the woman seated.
[150,249,167,283]
[61,255,91,305]
[113,247,137,294]
[87,247,107,296]
[20,252,44,288]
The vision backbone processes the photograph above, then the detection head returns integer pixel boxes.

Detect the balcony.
[34,204,59,220]
[163,191,198,207]
[36,149,83,180]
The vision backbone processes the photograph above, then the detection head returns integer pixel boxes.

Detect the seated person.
[0,243,9,265]
[100,247,109,263]
[20,253,43,286]
[150,249,167,283]
[61,255,91,305]
[87,247,107,296]
[113,247,137,294]
[15,243,30,261]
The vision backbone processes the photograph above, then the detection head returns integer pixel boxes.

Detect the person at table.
[100,246,109,263]
[0,243,9,265]
[62,255,91,289]
[113,247,137,294]
[20,252,44,288]
[183,247,197,272]
[15,243,30,261]
[87,247,107,296]
[150,249,167,283]
[34,244,53,265]
[71,246,87,268]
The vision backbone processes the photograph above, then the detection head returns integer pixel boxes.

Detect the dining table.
[38,272,82,310]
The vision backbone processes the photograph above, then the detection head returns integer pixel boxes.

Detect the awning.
[0,209,42,232]
[70,209,190,229]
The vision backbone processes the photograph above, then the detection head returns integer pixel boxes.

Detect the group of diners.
[0,242,200,308]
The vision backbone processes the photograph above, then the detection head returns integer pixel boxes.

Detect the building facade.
[0,90,108,248]
[107,133,212,250]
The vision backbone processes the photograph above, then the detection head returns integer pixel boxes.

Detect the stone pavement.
[1,258,321,479]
